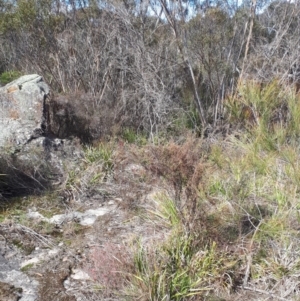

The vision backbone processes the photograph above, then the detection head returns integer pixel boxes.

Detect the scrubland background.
[1,0,300,300]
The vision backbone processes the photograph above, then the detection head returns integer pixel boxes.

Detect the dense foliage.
[1,0,300,138]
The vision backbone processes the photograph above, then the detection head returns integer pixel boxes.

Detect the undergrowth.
[3,81,300,300]
[121,81,300,300]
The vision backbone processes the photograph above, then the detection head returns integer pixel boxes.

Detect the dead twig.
[15,223,55,248]
[242,286,288,301]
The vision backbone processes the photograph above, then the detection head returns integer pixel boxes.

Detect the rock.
[79,208,111,226]
[0,270,38,301]
[49,212,83,225]
[20,248,60,269]
[0,237,38,301]
[70,269,91,281]
[0,74,51,195]
[48,207,112,226]
[0,75,83,197]
[27,206,113,227]
[0,74,48,148]
[20,258,40,269]
[26,211,47,222]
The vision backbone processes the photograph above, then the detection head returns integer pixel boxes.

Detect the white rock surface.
[71,269,91,281]
[20,257,40,269]
[0,270,39,301]
[20,248,60,269]
[26,211,47,221]
[27,206,113,227]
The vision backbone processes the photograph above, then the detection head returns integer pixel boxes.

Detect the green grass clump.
[226,80,300,151]
[0,70,23,85]
[20,263,34,272]
[125,86,300,298]
[127,194,239,300]
[148,193,181,228]
[130,233,239,301]
[84,143,114,170]
[122,128,148,145]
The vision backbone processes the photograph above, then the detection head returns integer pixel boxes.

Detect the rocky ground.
[0,143,167,301]
[0,74,165,301]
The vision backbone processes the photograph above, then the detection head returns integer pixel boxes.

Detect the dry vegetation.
[2,81,300,299]
[70,81,300,300]
[1,0,300,300]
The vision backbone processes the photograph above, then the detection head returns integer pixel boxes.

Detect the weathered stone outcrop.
[0,74,49,148]
[0,75,82,197]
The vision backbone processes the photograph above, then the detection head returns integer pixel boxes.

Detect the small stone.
[27,211,46,221]
[71,269,91,281]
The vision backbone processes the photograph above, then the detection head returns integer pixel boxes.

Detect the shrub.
[84,242,133,295]
[144,136,206,203]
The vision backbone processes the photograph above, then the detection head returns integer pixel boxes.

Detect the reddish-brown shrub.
[144,137,207,203]
[84,242,133,294]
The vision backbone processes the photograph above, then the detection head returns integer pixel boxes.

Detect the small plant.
[122,128,148,145]
[128,193,239,300]
[144,137,205,203]
[226,81,300,151]
[0,70,23,85]
[84,143,114,171]
[148,192,181,228]
[122,128,137,144]
[21,263,34,272]
[84,242,133,295]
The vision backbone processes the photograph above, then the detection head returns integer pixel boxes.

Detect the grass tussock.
[127,192,241,301]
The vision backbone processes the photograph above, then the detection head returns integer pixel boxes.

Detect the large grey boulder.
[0,74,49,148]
[0,75,82,197]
